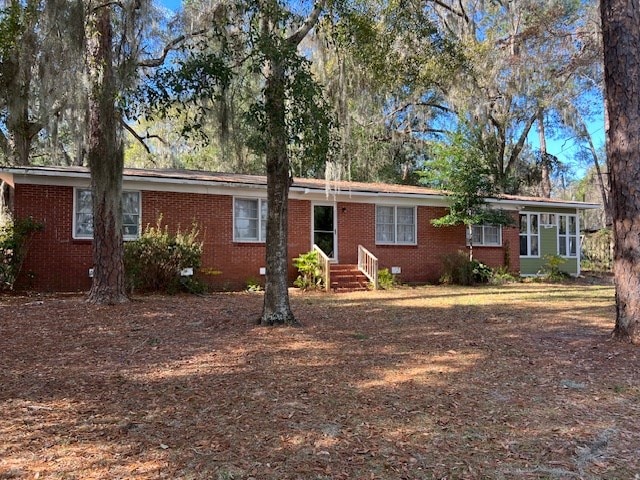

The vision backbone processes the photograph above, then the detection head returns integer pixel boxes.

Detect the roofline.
[487,197,601,210]
[0,166,601,209]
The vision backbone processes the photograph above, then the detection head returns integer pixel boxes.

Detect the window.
[234,198,267,242]
[519,213,539,257]
[74,189,141,240]
[471,225,502,246]
[558,214,578,257]
[376,205,416,244]
[540,213,556,227]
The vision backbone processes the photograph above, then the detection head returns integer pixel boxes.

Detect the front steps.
[329,264,369,292]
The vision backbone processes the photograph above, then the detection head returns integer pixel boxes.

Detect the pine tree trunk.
[86,5,128,305]
[259,57,297,326]
[601,0,640,343]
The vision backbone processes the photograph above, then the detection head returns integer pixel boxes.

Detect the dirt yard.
[1,281,638,479]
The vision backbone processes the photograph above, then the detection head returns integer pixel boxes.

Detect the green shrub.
[124,219,203,293]
[376,268,396,290]
[293,250,323,290]
[0,216,43,290]
[440,250,491,285]
[538,254,571,282]
[246,277,263,292]
[490,266,518,285]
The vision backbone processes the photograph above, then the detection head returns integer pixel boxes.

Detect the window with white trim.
[375,205,416,244]
[471,224,502,246]
[519,213,539,257]
[74,189,141,240]
[558,214,578,257]
[234,198,267,242]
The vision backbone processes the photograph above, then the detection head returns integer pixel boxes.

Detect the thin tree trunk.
[86,5,128,305]
[537,109,551,198]
[601,0,640,343]
[259,56,297,326]
[585,123,611,227]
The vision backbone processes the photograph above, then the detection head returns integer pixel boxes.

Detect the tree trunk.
[86,5,128,305]
[259,57,297,326]
[4,0,40,166]
[537,109,551,198]
[601,0,640,343]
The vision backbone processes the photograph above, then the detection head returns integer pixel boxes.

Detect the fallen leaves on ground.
[1,280,639,479]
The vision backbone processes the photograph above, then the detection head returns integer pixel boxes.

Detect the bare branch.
[287,0,326,47]
[91,1,125,13]
[137,29,208,68]
[431,0,466,19]
[506,113,537,173]
[121,120,167,157]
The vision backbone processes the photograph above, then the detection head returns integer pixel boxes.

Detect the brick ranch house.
[0,166,598,292]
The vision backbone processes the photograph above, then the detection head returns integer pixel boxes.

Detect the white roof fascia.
[487,198,600,210]
[1,167,600,210]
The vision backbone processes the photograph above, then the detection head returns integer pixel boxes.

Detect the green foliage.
[246,277,263,292]
[440,251,491,286]
[130,49,233,143]
[124,219,203,294]
[376,268,396,290]
[293,250,323,291]
[581,228,612,272]
[537,254,571,282]
[0,216,43,290]
[423,126,513,229]
[245,53,337,178]
[489,266,518,285]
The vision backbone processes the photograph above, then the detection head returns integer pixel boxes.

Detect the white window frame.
[375,205,417,245]
[73,188,141,240]
[519,212,540,258]
[557,214,579,258]
[470,224,502,247]
[540,213,556,227]
[233,197,267,243]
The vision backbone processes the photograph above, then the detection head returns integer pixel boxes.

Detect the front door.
[313,204,336,260]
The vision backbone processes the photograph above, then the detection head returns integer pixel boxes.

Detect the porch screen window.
[376,206,416,244]
[519,213,539,257]
[234,198,267,242]
[74,189,141,240]
[558,214,578,257]
[471,225,502,246]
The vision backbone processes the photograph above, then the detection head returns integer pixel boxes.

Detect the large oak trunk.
[601,0,640,342]
[259,58,297,326]
[86,6,127,305]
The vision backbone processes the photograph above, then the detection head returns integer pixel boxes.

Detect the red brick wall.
[12,184,518,291]
[142,191,311,290]
[336,202,519,283]
[12,184,312,292]
[14,184,93,291]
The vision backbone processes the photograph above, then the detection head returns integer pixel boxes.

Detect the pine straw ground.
[1,280,639,480]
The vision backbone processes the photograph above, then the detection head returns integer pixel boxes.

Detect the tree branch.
[121,120,167,157]
[91,1,124,14]
[286,0,326,47]
[137,29,208,68]
[506,112,537,174]
[431,0,466,19]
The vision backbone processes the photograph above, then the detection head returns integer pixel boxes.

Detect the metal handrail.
[312,244,331,292]
[358,245,379,290]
